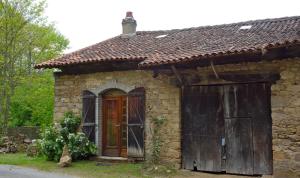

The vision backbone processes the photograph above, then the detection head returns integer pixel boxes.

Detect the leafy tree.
[0,0,69,133]
[9,70,54,127]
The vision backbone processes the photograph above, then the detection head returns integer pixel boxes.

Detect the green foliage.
[149,116,166,164]
[60,112,81,138]
[67,133,97,160]
[59,111,81,142]
[24,24,69,65]
[39,126,64,161]
[39,112,96,162]
[0,0,69,133]
[143,116,176,176]
[9,70,54,127]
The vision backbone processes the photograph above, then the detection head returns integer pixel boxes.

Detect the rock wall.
[54,70,181,166]
[54,57,300,176]
[7,127,40,140]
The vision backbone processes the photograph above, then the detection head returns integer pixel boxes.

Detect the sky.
[45,0,300,53]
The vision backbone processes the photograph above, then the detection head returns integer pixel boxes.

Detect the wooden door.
[182,86,223,172]
[102,96,127,157]
[182,83,272,175]
[223,84,254,175]
[223,84,272,175]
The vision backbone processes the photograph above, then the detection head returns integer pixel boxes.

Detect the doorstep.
[99,156,128,161]
[90,156,129,163]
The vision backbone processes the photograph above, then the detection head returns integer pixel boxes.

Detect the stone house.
[36,12,300,177]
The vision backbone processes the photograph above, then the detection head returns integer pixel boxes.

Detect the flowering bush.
[60,112,81,138]
[39,126,64,161]
[39,112,96,162]
[67,133,97,160]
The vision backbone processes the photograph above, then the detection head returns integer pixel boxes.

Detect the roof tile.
[36,16,300,69]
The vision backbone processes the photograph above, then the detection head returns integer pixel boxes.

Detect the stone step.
[90,156,130,163]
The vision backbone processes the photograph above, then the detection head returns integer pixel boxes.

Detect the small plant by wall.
[149,116,165,164]
[143,116,176,176]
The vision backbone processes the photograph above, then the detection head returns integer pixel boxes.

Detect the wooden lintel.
[171,65,183,85]
[183,72,280,86]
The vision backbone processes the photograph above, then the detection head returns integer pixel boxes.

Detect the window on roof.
[239,25,252,30]
[155,34,168,38]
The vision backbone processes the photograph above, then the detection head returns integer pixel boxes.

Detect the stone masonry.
[54,70,181,166]
[54,57,300,177]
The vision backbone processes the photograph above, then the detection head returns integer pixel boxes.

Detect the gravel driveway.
[0,165,78,178]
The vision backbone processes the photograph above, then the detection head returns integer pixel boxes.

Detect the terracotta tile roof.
[35,16,300,69]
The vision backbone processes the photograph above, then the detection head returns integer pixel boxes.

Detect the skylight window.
[155,34,168,38]
[239,25,252,30]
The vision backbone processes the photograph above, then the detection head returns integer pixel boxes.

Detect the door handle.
[115,124,120,127]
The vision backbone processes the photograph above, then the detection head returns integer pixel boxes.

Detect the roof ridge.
[136,15,300,34]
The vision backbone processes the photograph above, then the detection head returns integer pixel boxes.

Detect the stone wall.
[54,70,181,166]
[7,127,40,140]
[54,57,300,176]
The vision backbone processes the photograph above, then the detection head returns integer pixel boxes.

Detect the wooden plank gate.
[182,83,272,175]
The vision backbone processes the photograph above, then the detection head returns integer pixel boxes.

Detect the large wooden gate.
[182,83,272,175]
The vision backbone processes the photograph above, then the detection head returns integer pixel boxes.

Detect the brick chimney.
[122,11,137,35]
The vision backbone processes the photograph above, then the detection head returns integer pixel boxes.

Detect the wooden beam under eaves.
[171,65,183,85]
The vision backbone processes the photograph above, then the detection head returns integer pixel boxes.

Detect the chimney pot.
[126,11,133,18]
[122,11,137,35]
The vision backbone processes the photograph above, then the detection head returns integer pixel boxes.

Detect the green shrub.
[60,112,81,135]
[39,112,96,162]
[67,133,97,160]
[59,112,80,142]
[39,126,64,161]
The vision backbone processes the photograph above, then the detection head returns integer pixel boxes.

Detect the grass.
[0,153,145,178]
[0,153,269,178]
